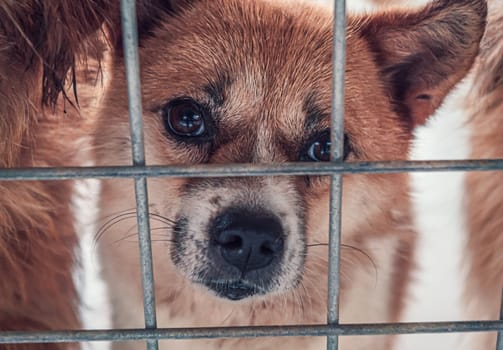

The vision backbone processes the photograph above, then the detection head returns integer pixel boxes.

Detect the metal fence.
[1,0,503,349]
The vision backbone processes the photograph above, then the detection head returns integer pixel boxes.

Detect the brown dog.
[88,0,490,349]
[0,2,111,349]
[1,0,501,349]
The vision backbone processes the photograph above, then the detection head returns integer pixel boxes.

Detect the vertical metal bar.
[497,289,503,350]
[120,1,158,350]
[327,0,346,349]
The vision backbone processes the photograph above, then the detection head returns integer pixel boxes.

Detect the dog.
[87,0,498,349]
[1,0,500,349]
[395,1,503,348]
[336,1,503,348]
[0,2,111,349]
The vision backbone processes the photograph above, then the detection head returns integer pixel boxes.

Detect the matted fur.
[0,1,110,349]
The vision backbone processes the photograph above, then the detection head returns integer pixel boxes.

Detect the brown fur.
[360,0,486,126]
[0,0,493,350]
[86,0,486,349]
[0,123,82,349]
[464,0,503,347]
[0,1,110,349]
[368,1,501,348]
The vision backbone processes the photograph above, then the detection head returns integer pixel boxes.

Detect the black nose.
[211,209,284,273]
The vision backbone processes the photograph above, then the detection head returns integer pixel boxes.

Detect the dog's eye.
[307,135,331,162]
[303,133,351,162]
[163,99,208,138]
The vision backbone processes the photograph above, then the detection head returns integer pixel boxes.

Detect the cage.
[0,0,502,349]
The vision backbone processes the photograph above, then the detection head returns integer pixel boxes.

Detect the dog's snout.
[212,210,284,273]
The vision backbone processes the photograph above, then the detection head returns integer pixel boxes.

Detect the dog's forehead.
[141,0,336,137]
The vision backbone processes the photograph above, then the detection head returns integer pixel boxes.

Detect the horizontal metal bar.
[0,159,502,181]
[1,321,502,344]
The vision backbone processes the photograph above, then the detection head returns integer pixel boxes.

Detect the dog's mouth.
[173,207,303,301]
[204,280,265,301]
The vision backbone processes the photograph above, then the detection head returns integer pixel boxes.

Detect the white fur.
[313,0,430,13]
[307,0,375,12]
[382,0,430,8]
[394,76,474,349]
[346,0,375,13]
[72,178,112,350]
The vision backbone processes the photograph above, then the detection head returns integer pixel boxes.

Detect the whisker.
[342,244,377,278]
[306,243,329,247]
[221,308,235,324]
[96,203,163,222]
[150,238,177,243]
[95,211,176,244]
[110,236,177,246]
[305,242,378,286]
[110,229,173,245]
[95,204,173,236]
[94,213,138,243]
[96,207,139,222]
[97,210,137,231]
[150,226,172,232]
[149,212,177,225]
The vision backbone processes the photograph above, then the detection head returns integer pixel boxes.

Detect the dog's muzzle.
[205,208,285,300]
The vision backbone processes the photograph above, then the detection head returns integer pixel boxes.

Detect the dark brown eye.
[303,132,351,162]
[307,136,331,162]
[163,99,208,138]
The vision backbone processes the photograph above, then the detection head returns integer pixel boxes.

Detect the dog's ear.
[0,0,199,107]
[360,0,487,127]
[0,1,113,106]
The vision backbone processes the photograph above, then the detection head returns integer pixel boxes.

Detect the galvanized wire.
[0,321,502,344]
[120,0,158,349]
[0,0,501,347]
[1,159,502,181]
[327,0,346,349]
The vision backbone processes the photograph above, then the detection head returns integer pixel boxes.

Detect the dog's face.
[95,0,485,309]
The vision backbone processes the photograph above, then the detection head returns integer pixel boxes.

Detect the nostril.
[260,238,283,256]
[218,232,243,251]
[260,243,274,256]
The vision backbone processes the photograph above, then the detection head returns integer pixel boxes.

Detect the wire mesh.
[0,0,502,348]
[1,159,502,181]
[327,0,347,349]
[0,320,502,344]
[120,0,158,349]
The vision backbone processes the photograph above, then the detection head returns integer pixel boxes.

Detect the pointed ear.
[0,1,112,106]
[360,0,487,127]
